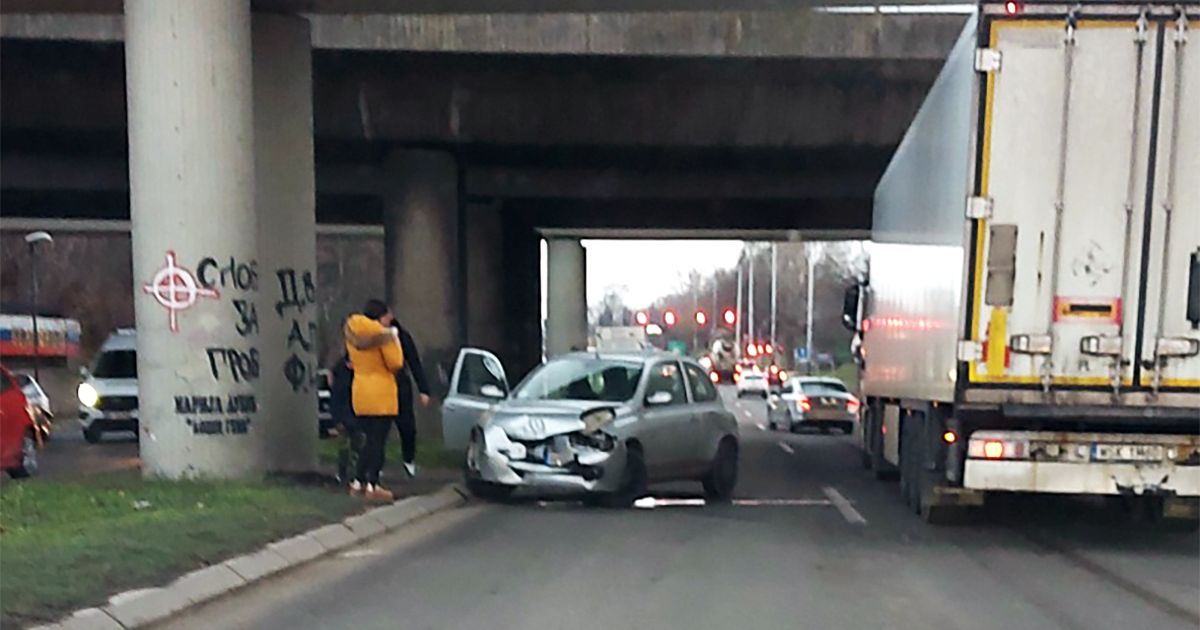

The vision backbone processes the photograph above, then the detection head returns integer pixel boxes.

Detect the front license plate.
[1091,444,1164,462]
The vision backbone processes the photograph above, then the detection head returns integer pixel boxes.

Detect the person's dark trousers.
[395,379,417,464]
[335,415,364,484]
[355,417,394,485]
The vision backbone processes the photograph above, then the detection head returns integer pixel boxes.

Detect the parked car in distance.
[447,348,740,506]
[768,376,859,434]
[13,372,53,441]
[1,366,39,478]
[736,371,769,399]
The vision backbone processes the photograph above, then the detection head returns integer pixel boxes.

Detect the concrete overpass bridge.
[0,2,965,477]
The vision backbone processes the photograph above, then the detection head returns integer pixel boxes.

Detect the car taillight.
[709,371,719,383]
[798,396,812,412]
[846,396,860,414]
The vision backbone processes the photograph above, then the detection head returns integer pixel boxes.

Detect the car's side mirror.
[645,391,673,406]
[479,384,505,399]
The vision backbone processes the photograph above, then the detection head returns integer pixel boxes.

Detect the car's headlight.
[581,408,616,434]
[77,383,100,408]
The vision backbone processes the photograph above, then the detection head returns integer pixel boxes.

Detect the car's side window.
[645,361,686,406]
[457,352,506,397]
[0,373,11,394]
[684,364,718,403]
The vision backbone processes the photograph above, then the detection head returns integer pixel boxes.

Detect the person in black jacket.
[390,320,432,478]
[327,354,363,485]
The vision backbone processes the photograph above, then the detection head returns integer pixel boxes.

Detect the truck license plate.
[1091,444,1164,462]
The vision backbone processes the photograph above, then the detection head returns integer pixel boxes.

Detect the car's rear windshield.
[800,381,848,395]
[93,350,138,378]
[514,358,643,402]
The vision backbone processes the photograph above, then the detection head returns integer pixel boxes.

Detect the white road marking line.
[338,549,383,558]
[632,496,836,509]
[822,486,867,525]
[756,423,767,431]
[734,498,832,507]
[778,441,795,455]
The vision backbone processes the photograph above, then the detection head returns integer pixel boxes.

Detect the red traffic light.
[765,344,774,355]
[694,310,708,326]
[722,308,737,326]
[635,311,649,326]
[747,344,758,357]
[663,310,678,327]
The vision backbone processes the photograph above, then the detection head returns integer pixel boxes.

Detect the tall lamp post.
[24,231,54,382]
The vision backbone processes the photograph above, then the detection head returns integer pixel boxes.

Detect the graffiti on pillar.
[274,267,319,393]
[175,393,257,436]
[233,299,259,336]
[205,347,261,382]
[197,256,259,292]
[141,251,220,333]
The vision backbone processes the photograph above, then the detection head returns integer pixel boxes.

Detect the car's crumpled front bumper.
[468,423,626,494]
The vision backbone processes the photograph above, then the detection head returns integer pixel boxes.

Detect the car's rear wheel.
[83,426,103,444]
[702,438,738,501]
[8,430,38,479]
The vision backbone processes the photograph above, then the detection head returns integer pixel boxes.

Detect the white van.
[77,329,138,443]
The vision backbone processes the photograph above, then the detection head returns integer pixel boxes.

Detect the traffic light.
[663,310,678,327]
[765,344,774,355]
[747,343,758,357]
[722,308,736,326]
[635,311,649,326]
[694,310,708,326]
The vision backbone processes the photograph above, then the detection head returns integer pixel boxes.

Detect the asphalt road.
[167,387,1200,630]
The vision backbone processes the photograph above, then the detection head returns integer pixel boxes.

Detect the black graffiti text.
[275,268,316,316]
[198,256,258,292]
[205,347,260,382]
[233,299,260,336]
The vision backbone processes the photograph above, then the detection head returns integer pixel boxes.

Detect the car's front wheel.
[595,444,647,508]
[702,438,738,501]
[7,430,38,479]
[83,426,103,444]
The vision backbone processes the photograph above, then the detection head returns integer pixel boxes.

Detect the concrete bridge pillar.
[383,150,461,432]
[126,0,318,477]
[545,238,588,358]
[126,0,260,478]
[252,14,318,473]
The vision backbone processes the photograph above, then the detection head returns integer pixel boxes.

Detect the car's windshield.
[514,357,643,402]
[93,350,138,379]
[799,381,848,395]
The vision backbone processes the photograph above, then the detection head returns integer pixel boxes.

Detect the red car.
[1,366,39,478]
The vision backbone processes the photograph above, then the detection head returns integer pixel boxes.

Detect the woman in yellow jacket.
[344,299,404,502]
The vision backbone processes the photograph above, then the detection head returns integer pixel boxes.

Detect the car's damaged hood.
[489,400,628,441]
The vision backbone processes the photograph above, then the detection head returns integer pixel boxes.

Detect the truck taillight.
[968,437,1027,460]
[1004,1,1021,16]
[983,441,1004,459]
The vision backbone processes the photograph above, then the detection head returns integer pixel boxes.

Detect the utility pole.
[770,242,778,354]
[735,254,743,359]
[748,244,756,347]
[806,243,817,373]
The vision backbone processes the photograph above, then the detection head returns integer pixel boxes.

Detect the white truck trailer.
[844,1,1199,522]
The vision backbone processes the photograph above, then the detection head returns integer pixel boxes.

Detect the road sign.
[795,347,808,362]
[666,340,687,355]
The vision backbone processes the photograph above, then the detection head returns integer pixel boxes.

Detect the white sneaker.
[403,462,417,478]
[348,480,364,496]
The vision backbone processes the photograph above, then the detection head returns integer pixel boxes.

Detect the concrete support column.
[465,201,505,355]
[126,0,259,478]
[383,150,460,432]
[545,238,587,357]
[253,15,318,473]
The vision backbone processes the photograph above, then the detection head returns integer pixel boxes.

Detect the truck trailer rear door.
[970,12,1165,393]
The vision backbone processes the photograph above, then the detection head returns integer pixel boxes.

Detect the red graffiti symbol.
[142,251,219,333]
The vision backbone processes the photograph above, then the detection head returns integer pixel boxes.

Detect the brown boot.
[365,484,394,503]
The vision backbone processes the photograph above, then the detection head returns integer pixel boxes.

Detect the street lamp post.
[24,231,54,382]
[770,242,778,355]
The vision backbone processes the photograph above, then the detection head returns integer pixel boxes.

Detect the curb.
[29,483,469,630]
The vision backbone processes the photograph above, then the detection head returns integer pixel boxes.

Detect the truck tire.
[83,426,103,444]
[899,416,920,513]
[865,406,896,480]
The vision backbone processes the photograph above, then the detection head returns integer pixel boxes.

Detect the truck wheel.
[899,417,920,512]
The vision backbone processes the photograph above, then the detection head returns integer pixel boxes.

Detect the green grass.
[318,429,462,471]
[0,472,360,627]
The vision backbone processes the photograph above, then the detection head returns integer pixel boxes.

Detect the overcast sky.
[582,240,744,309]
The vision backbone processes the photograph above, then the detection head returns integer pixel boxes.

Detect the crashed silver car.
[442,348,739,506]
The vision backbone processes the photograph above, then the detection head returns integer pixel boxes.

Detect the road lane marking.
[632,496,835,509]
[777,441,795,454]
[757,423,767,431]
[822,486,867,525]
[337,549,383,558]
